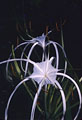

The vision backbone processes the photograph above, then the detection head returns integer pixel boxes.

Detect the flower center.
[44,73,47,79]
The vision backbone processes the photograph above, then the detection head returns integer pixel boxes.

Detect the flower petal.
[20,43,32,72]
[6,41,31,80]
[24,42,39,77]
[34,33,46,49]
[47,41,67,81]
[30,80,43,120]
[30,73,44,84]
[47,76,66,120]
[56,72,82,120]
[46,41,59,69]
[5,77,30,120]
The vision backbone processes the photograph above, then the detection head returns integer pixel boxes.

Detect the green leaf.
[65,101,72,120]
[60,21,64,48]
[12,45,21,76]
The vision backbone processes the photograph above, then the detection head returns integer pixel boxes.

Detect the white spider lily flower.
[6,32,67,85]
[30,57,58,85]
[2,58,66,120]
[0,57,81,120]
[33,33,46,49]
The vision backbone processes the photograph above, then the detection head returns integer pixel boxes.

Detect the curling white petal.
[20,43,31,72]
[47,76,66,120]
[30,77,66,120]
[5,77,30,120]
[0,58,44,75]
[61,60,67,82]
[0,59,28,65]
[24,42,39,77]
[50,57,55,63]
[54,42,67,58]
[6,41,31,79]
[30,80,43,120]
[56,72,82,120]
[46,40,67,79]
[46,41,59,69]
[53,41,68,81]
[53,80,66,119]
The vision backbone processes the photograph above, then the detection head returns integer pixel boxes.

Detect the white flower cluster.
[0,32,82,120]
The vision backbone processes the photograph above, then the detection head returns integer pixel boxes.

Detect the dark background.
[0,0,82,77]
[0,0,82,119]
